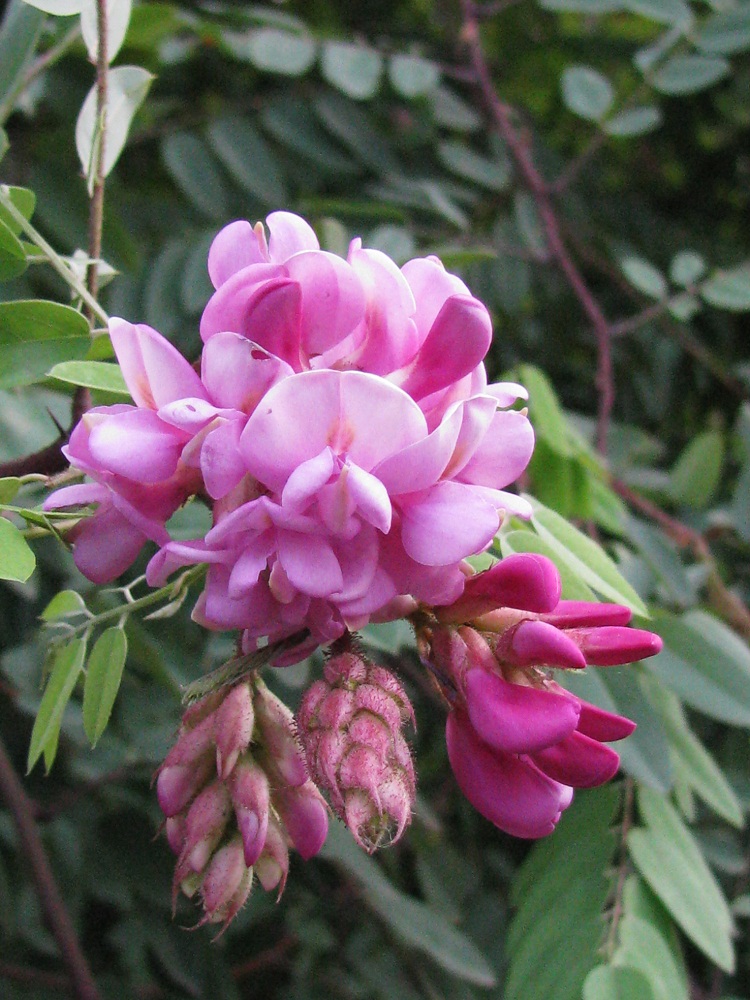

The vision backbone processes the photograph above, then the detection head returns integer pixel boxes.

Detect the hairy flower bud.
[297,647,416,852]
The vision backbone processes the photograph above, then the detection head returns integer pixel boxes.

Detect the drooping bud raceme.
[416,553,662,838]
[297,643,416,851]
[156,677,327,928]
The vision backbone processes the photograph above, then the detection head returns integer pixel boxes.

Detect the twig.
[85,0,108,315]
[550,131,607,194]
[605,776,634,959]
[459,3,615,454]
[609,301,667,338]
[0,735,101,1000]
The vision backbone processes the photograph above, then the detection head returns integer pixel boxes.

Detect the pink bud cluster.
[296,645,416,851]
[417,553,662,838]
[44,212,535,659]
[157,679,327,927]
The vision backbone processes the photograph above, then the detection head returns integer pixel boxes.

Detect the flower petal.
[87,409,187,484]
[278,530,344,597]
[532,731,621,788]
[72,505,147,583]
[266,211,319,260]
[109,318,207,409]
[458,409,535,489]
[400,481,499,566]
[207,220,267,288]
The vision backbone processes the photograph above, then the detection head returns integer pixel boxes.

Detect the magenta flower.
[419,553,661,837]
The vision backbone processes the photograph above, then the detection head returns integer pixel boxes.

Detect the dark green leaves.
[27,638,86,773]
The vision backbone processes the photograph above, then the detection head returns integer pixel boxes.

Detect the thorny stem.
[605,776,635,959]
[459,1,615,455]
[0,735,101,1000]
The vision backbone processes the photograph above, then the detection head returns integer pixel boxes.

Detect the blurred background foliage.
[1,0,750,998]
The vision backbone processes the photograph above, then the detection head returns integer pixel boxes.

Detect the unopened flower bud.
[229,758,270,866]
[437,553,562,622]
[298,648,416,852]
[215,682,255,779]
[199,835,253,927]
[180,781,232,874]
[273,780,329,859]
[254,682,308,787]
[255,814,289,896]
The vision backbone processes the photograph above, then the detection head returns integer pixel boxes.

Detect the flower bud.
[215,681,255,779]
[229,758,270,865]
[179,780,232,874]
[199,835,253,927]
[254,682,308,787]
[255,815,289,896]
[297,648,416,852]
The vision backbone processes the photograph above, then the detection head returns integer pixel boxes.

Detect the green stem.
[0,185,109,326]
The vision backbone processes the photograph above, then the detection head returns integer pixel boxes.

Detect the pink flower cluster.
[46,212,534,655]
[420,552,662,838]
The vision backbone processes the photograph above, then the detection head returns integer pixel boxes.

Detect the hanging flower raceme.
[414,553,663,838]
[296,639,416,851]
[156,678,328,928]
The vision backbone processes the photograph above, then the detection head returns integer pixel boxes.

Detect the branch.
[459,3,615,454]
[0,735,101,1000]
[84,0,108,315]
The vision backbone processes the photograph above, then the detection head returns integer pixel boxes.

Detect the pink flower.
[147,368,533,652]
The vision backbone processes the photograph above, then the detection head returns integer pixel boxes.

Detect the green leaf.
[622,0,691,25]
[0,477,21,503]
[161,132,231,220]
[528,497,649,615]
[320,821,496,986]
[0,216,27,280]
[518,363,574,457]
[83,627,127,746]
[313,92,400,175]
[640,671,743,826]
[428,84,482,132]
[241,27,316,76]
[81,0,132,64]
[0,1,44,123]
[437,140,511,192]
[367,224,415,264]
[603,106,662,137]
[616,916,688,1000]
[583,965,654,1000]
[206,116,289,206]
[540,0,623,12]
[621,256,667,299]
[388,53,440,97]
[700,262,750,311]
[561,66,615,122]
[261,96,358,175]
[695,7,750,56]
[321,41,383,101]
[651,55,730,95]
[649,610,750,727]
[75,65,153,185]
[628,785,734,972]
[0,300,90,389]
[669,251,705,286]
[47,360,129,394]
[514,192,548,258]
[668,429,724,509]
[41,589,88,621]
[0,517,36,582]
[506,785,620,1000]
[27,638,86,773]
[666,291,700,321]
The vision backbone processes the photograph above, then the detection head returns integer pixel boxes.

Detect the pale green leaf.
[540,0,623,14]
[83,627,127,746]
[47,360,129,394]
[695,7,750,56]
[76,65,154,181]
[206,116,288,206]
[240,27,316,75]
[628,786,734,971]
[0,300,90,389]
[161,132,231,220]
[41,589,88,621]
[700,263,750,311]
[651,55,730,94]
[0,217,27,280]
[669,251,705,286]
[0,517,35,582]
[428,84,482,131]
[320,821,496,986]
[603,106,662,137]
[0,3,44,123]
[0,477,21,503]
[321,41,383,101]
[437,140,511,192]
[81,0,132,63]
[518,363,574,457]
[562,66,615,121]
[583,965,654,1000]
[27,638,86,773]
[667,292,700,321]
[641,671,742,825]
[528,497,649,615]
[621,256,668,299]
[19,0,81,11]
[614,917,687,1000]
[388,53,440,97]
[668,429,724,509]
[649,610,750,727]
[622,0,691,25]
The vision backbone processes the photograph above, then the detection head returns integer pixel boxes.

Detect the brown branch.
[459,3,615,454]
[0,735,101,1000]
[605,776,634,959]
[613,477,750,640]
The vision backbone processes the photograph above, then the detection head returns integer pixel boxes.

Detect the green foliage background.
[0,0,750,998]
